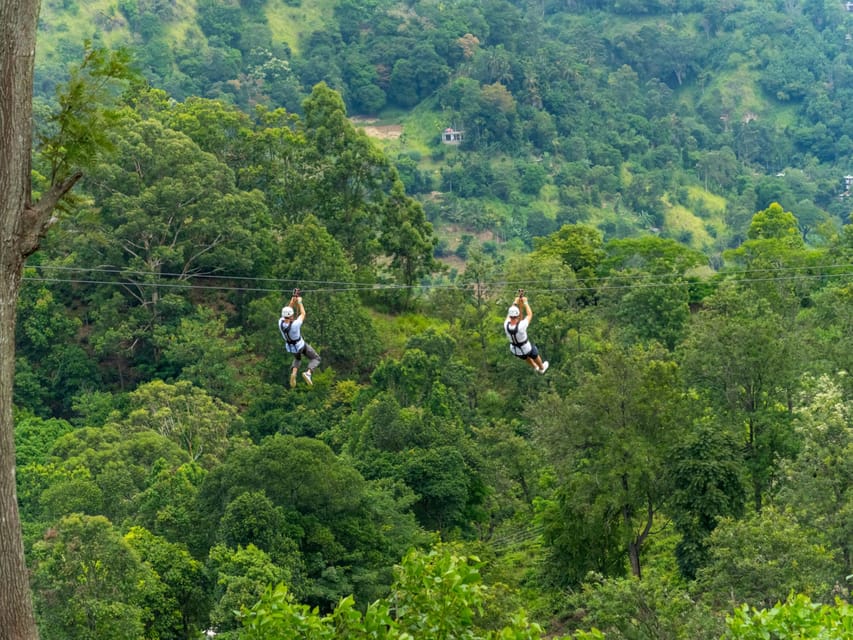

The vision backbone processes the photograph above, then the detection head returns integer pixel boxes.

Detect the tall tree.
[775,374,853,574]
[301,82,393,266]
[533,343,689,583]
[1,1,52,633]
[379,180,439,307]
[1,12,132,631]
[667,417,747,580]
[533,223,605,306]
[679,283,802,510]
[122,379,246,468]
[56,111,274,386]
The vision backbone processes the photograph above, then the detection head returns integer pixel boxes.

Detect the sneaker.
[302,370,313,386]
[289,370,297,388]
[539,361,549,374]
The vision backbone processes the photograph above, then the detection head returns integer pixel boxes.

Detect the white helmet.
[507,305,521,318]
[281,306,295,318]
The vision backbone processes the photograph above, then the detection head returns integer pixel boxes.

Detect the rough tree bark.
[1,0,81,637]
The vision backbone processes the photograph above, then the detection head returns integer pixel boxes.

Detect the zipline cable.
[28,261,853,285]
[22,266,853,295]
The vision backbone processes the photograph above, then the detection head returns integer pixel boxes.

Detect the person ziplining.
[278,288,321,387]
[504,289,549,374]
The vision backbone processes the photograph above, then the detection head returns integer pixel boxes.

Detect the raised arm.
[521,296,533,322]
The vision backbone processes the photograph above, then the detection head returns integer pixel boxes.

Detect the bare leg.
[525,357,541,372]
[531,354,549,374]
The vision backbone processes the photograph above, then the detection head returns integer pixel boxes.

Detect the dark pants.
[291,344,321,370]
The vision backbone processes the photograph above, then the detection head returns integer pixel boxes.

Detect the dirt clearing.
[351,117,403,140]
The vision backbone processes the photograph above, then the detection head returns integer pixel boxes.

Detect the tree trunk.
[628,540,642,579]
[0,277,36,640]
[0,0,44,637]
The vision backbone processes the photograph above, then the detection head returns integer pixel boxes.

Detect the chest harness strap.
[507,323,529,349]
[280,320,300,345]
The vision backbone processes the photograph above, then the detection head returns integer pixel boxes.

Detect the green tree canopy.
[124,526,210,640]
[679,283,801,510]
[533,343,690,584]
[240,545,567,640]
[123,379,247,467]
[197,435,423,608]
[746,202,802,243]
[30,514,163,640]
[775,374,853,575]
[694,506,839,609]
[725,594,853,640]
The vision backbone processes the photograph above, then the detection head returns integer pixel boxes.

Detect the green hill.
[36,0,853,260]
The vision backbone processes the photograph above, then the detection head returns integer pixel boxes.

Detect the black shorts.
[515,345,539,360]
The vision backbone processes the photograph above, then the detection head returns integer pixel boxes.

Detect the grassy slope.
[37,0,128,65]
[38,0,332,63]
[264,0,334,56]
[163,0,202,43]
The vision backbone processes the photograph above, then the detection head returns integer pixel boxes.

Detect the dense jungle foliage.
[34,0,853,253]
[16,0,853,638]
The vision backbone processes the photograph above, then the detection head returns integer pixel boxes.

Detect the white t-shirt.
[278,317,306,353]
[504,317,532,356]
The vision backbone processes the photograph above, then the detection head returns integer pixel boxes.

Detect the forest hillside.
[14,0,853,638]
[35,0,853,258]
